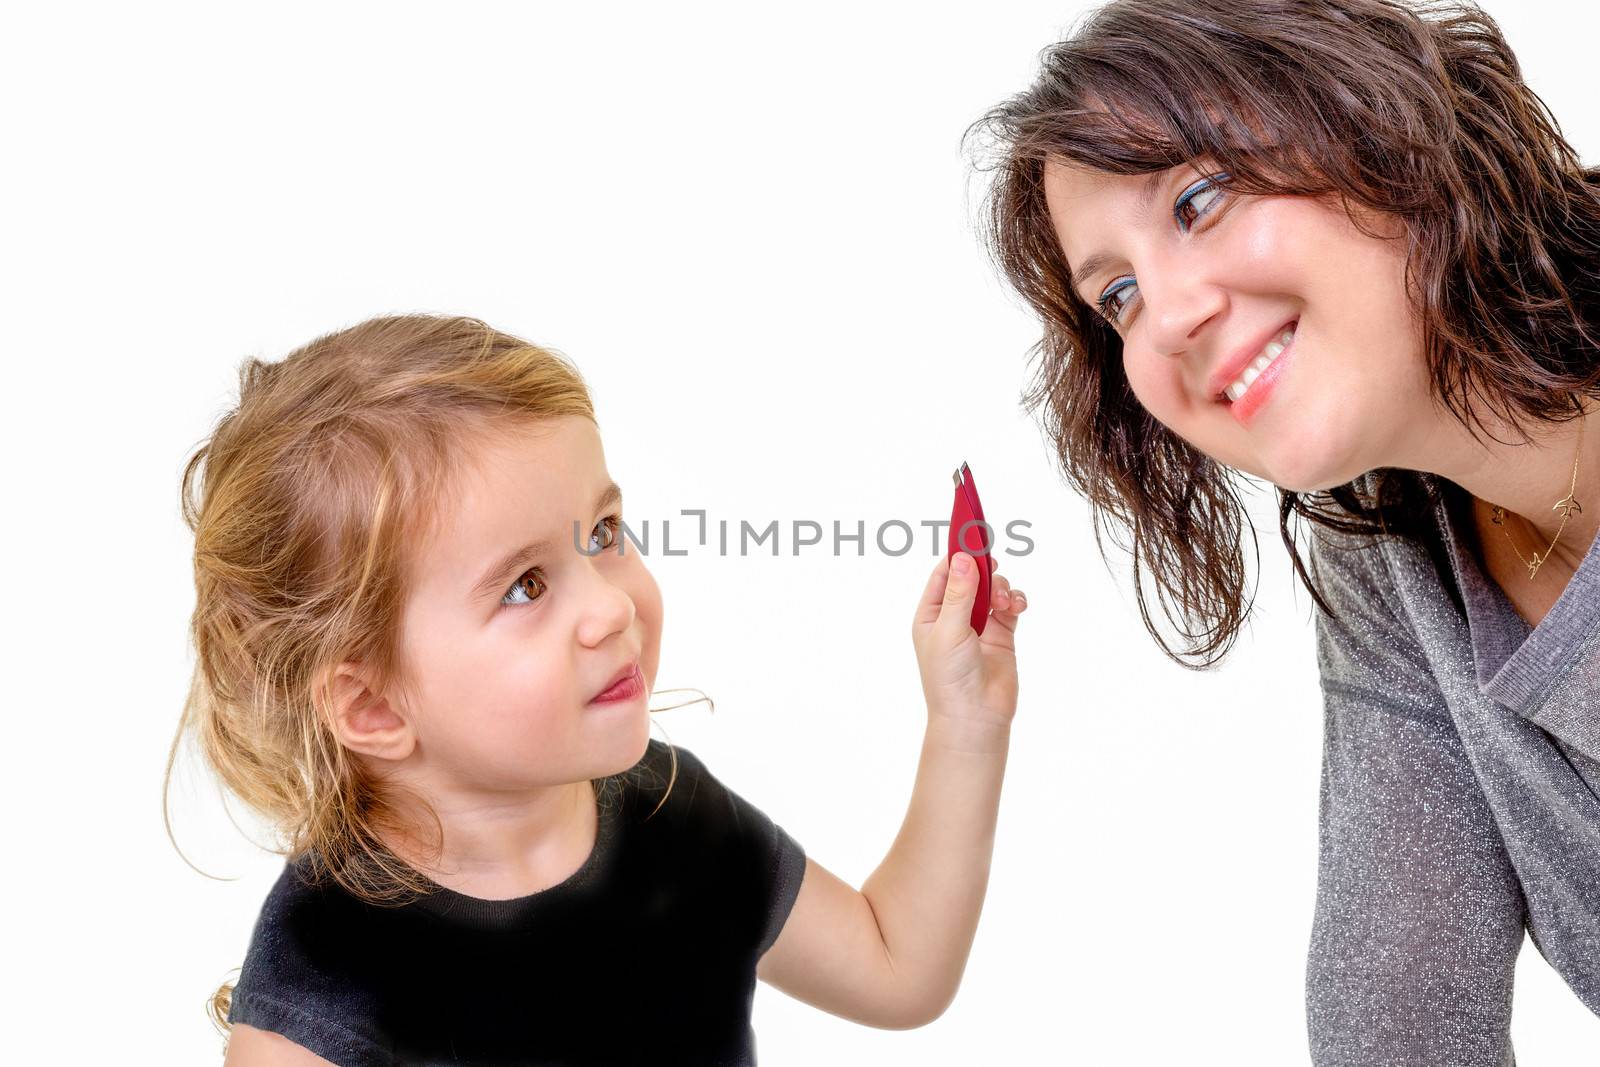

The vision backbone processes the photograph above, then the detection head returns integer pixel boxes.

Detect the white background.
[6,1,1599,1063]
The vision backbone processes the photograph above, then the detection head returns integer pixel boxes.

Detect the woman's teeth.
[1224,325,1295,402]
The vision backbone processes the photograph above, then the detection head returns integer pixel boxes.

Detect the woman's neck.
[1415,397,1600,577]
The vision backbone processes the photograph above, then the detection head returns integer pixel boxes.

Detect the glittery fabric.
[1305,470,1600,1066]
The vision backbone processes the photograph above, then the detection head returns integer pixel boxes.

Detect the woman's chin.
[1241,437,1361,496]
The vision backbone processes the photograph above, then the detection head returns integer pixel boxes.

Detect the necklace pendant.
[1527,552,1544,579]
[1490,505,1506,526]
[1553,493,1583,518]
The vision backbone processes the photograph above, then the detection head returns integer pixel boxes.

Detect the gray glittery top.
[1305,469,1600,1066]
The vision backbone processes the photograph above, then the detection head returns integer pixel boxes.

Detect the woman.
[969,0,1600,1063]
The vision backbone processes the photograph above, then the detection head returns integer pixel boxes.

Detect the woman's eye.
[1096,279,1137,325]
[1174,173,1228,232]
[1094,172,1231,327]
[499,514,623,609]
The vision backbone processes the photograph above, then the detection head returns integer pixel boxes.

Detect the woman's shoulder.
[1306,472,1395,580]
[1301,469,1478,667]
[1308,469,1456,580]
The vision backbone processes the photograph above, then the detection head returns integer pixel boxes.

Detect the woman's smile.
[1223,320,1298,426]
[1041,152,1429,495]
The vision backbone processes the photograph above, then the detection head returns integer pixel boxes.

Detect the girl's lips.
[589,664,643,703]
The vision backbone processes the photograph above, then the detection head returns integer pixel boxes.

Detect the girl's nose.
[575,562,637,648]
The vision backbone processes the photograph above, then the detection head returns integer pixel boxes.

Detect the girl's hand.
[911,551,1026,732]
[759,551,1026,1029]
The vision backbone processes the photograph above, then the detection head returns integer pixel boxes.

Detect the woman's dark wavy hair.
[966,0,1600,668]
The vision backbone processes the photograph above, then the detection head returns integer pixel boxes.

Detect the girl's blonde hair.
[162,313,646,1036]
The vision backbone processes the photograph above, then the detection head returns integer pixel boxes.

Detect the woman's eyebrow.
[469,481,624,600]
[1066,170,1170,301]
[1068,251,1120,302]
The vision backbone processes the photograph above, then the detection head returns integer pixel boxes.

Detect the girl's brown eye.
[499,515,621,611]
[512,569,547,600]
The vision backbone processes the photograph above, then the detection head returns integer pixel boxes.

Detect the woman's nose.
[1139,268,1226,356]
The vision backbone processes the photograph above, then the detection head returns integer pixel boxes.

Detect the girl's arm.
[756,551,1024,1029]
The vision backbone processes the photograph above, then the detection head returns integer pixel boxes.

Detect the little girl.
[168,313,1028,1066]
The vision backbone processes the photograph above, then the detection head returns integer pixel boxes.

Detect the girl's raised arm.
[756,551,1025,1028]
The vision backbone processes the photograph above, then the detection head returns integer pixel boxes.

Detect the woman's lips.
[1226,328,1297,425]
[1215,318,1298,405]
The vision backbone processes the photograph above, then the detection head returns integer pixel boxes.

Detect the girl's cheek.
[616,555,662,634]
[641,570,665,670]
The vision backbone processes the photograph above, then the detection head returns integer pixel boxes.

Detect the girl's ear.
[325,663,417,762]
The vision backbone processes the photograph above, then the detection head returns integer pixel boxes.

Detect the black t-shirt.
[226,741,808,1066]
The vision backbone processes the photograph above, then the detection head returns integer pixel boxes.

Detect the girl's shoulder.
[608,737,807,956]
[227,857,394,1064]
[224,740,805,1061]
[608,737,731,827]
[610,737,802,869]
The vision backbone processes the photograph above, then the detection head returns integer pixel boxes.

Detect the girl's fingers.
[991,574,1028,614]
[914,554,953,627]
[916,556,1024,628]
[995,584,1027,614]
[983,583,1024,636]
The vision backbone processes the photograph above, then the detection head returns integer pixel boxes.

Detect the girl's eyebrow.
[1066,170,1170,302]
[469,481,623,601]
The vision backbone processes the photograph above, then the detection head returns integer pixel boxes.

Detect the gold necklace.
[1489,418,1585,580]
